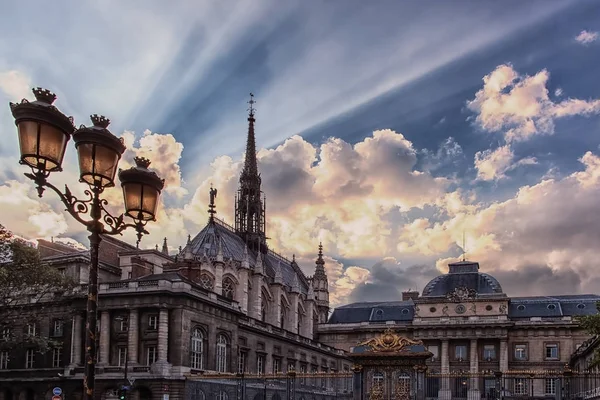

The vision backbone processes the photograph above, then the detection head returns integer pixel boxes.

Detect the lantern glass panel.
[141,185,159,220]
[18,120,68,172]
[122,182,143,219]
[76,143,120,187]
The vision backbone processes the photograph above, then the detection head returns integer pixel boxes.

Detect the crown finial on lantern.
[32,87,57,104]
[134,156,151,169]
[90,114,111,128]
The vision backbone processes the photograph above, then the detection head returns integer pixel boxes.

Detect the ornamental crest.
[446,286,477,302]
[357,328,423,353]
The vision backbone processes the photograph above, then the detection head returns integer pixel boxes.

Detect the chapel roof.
[178,217,309,294]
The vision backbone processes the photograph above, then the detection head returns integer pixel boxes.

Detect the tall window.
[25,349,34,368]
[146,346,157,365]
[118,317,128,332]
[191,328,204,370]
[261,299,267,322]
[427,345,439,361]
[1,328,10,340]
[545,343,559,360]
[52,348,62,368]
[483,344,496,360]
[238,352,247,373]
[222,277,235,300]
[545,378,557,395]
[280,302,286,329]
[454,345,467,360]
[216,334,228,372]
[118,347,127,367]
[514,344,528,361]
[199,273,214,291]
[53,320,63,337]
[0,351,8,369]
[217,392,228,400]
[514,378,528,395]
[257,354,265,375]
[26,323,36,336]
[273,357,281,373]
[148,315,158,330]
[297,314,303,334]
[300,364,307,385]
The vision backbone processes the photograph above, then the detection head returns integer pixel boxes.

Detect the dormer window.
[547,304,556,310]
[517,305,526,311]
[577,303,586,309]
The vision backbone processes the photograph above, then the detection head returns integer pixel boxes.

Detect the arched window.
[222,277,235,300]
[297,314,303,333]
[217,391,228,400]
[191,388,205,400]
[216,334,228,372]
[190,328,204,369]
[373,371,385,386]
[280,299,286,329]
[199,273,214,291]
[261,299,267,322]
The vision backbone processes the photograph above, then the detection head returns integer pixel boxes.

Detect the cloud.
[467,63,600,143]
[474,145,537,181]
[0,70,30,100]
[575,30,599,45]
[421,137,463,172]
[348,258,438,303]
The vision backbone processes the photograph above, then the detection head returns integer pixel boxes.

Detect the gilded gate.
[349,329,431,400]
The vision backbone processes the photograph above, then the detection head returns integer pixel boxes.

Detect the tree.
[0,223,76,353]
[576,303,600,369]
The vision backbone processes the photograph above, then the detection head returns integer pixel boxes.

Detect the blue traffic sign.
[53,388,62,396]
[121,386,130,391]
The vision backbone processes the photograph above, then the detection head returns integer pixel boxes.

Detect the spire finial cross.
[248,92,256,117]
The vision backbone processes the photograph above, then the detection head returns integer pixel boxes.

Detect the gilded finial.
[90,114,111,128]
[134,156,151,169]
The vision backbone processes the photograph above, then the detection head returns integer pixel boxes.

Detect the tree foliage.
[575,302,600,369]
[0,223,76,353]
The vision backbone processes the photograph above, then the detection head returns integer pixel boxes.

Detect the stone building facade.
[0,103,347,400]
[319,261,599,398]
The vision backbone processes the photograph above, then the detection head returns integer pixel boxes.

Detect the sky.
[1,0,600,308]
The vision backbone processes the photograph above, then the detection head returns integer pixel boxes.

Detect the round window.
[401,308,409,315]
[485,305,493,311]
[455,304,466,314]
[430,307,437,313]
[517,305,526,311]
[547,304,556,310]
[577,303,586,309]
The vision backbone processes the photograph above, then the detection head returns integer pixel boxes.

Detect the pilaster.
[127,309,139,364]
[250,273,263,320]
[238,268,249,314]
[500,339,508,372]
[152,308,172,375]
[99,311,110,365]
[438,339,451,400]
[271,285,282,327]
[288,293,299,334]
[467,339,480,400]
[70,313,83,366]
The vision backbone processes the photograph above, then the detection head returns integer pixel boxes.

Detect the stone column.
[499,339,508,372]
[158,308,169,361]
[250,273,263,320]
[215,262,224,295]
[71,313,83,365]
[271,285,282,327]
[288,293,299,334]
[238,269,249,314]
[304,301,315,339]
[438,340,451,400]
[127,309,139,364]
[468,339,480,400]
[99,311,110,365]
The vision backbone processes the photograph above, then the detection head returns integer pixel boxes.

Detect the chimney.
[402,290,419,301]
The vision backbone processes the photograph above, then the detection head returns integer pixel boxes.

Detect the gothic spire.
[241,244,250,269]
[241,93,259,181]
[274,260,283,285]
[216,237,224,263]
[162,237,168,255]
[315,242,327,279]
[235,93,267,254]
[255,250,264,275]
[291,273,301,293]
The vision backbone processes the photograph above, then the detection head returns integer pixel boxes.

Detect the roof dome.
[421,261,504,297]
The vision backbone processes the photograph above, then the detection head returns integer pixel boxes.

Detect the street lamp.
[10,87,165,400]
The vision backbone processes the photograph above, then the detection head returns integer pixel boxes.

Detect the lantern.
[72,115,126,188]
[10,88,74,173]
[118,157,165,221]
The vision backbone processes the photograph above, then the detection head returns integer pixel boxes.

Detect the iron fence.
[185,372,354,400]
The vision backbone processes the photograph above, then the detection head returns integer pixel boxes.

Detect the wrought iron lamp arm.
[24,169,148,245]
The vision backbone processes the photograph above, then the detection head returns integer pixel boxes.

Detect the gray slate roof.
[422,261,504,297]
[179,218,309,294]
[329,301,415,324]
[508,295,600,318]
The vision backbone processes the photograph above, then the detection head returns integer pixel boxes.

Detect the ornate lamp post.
[10,88,165,400]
